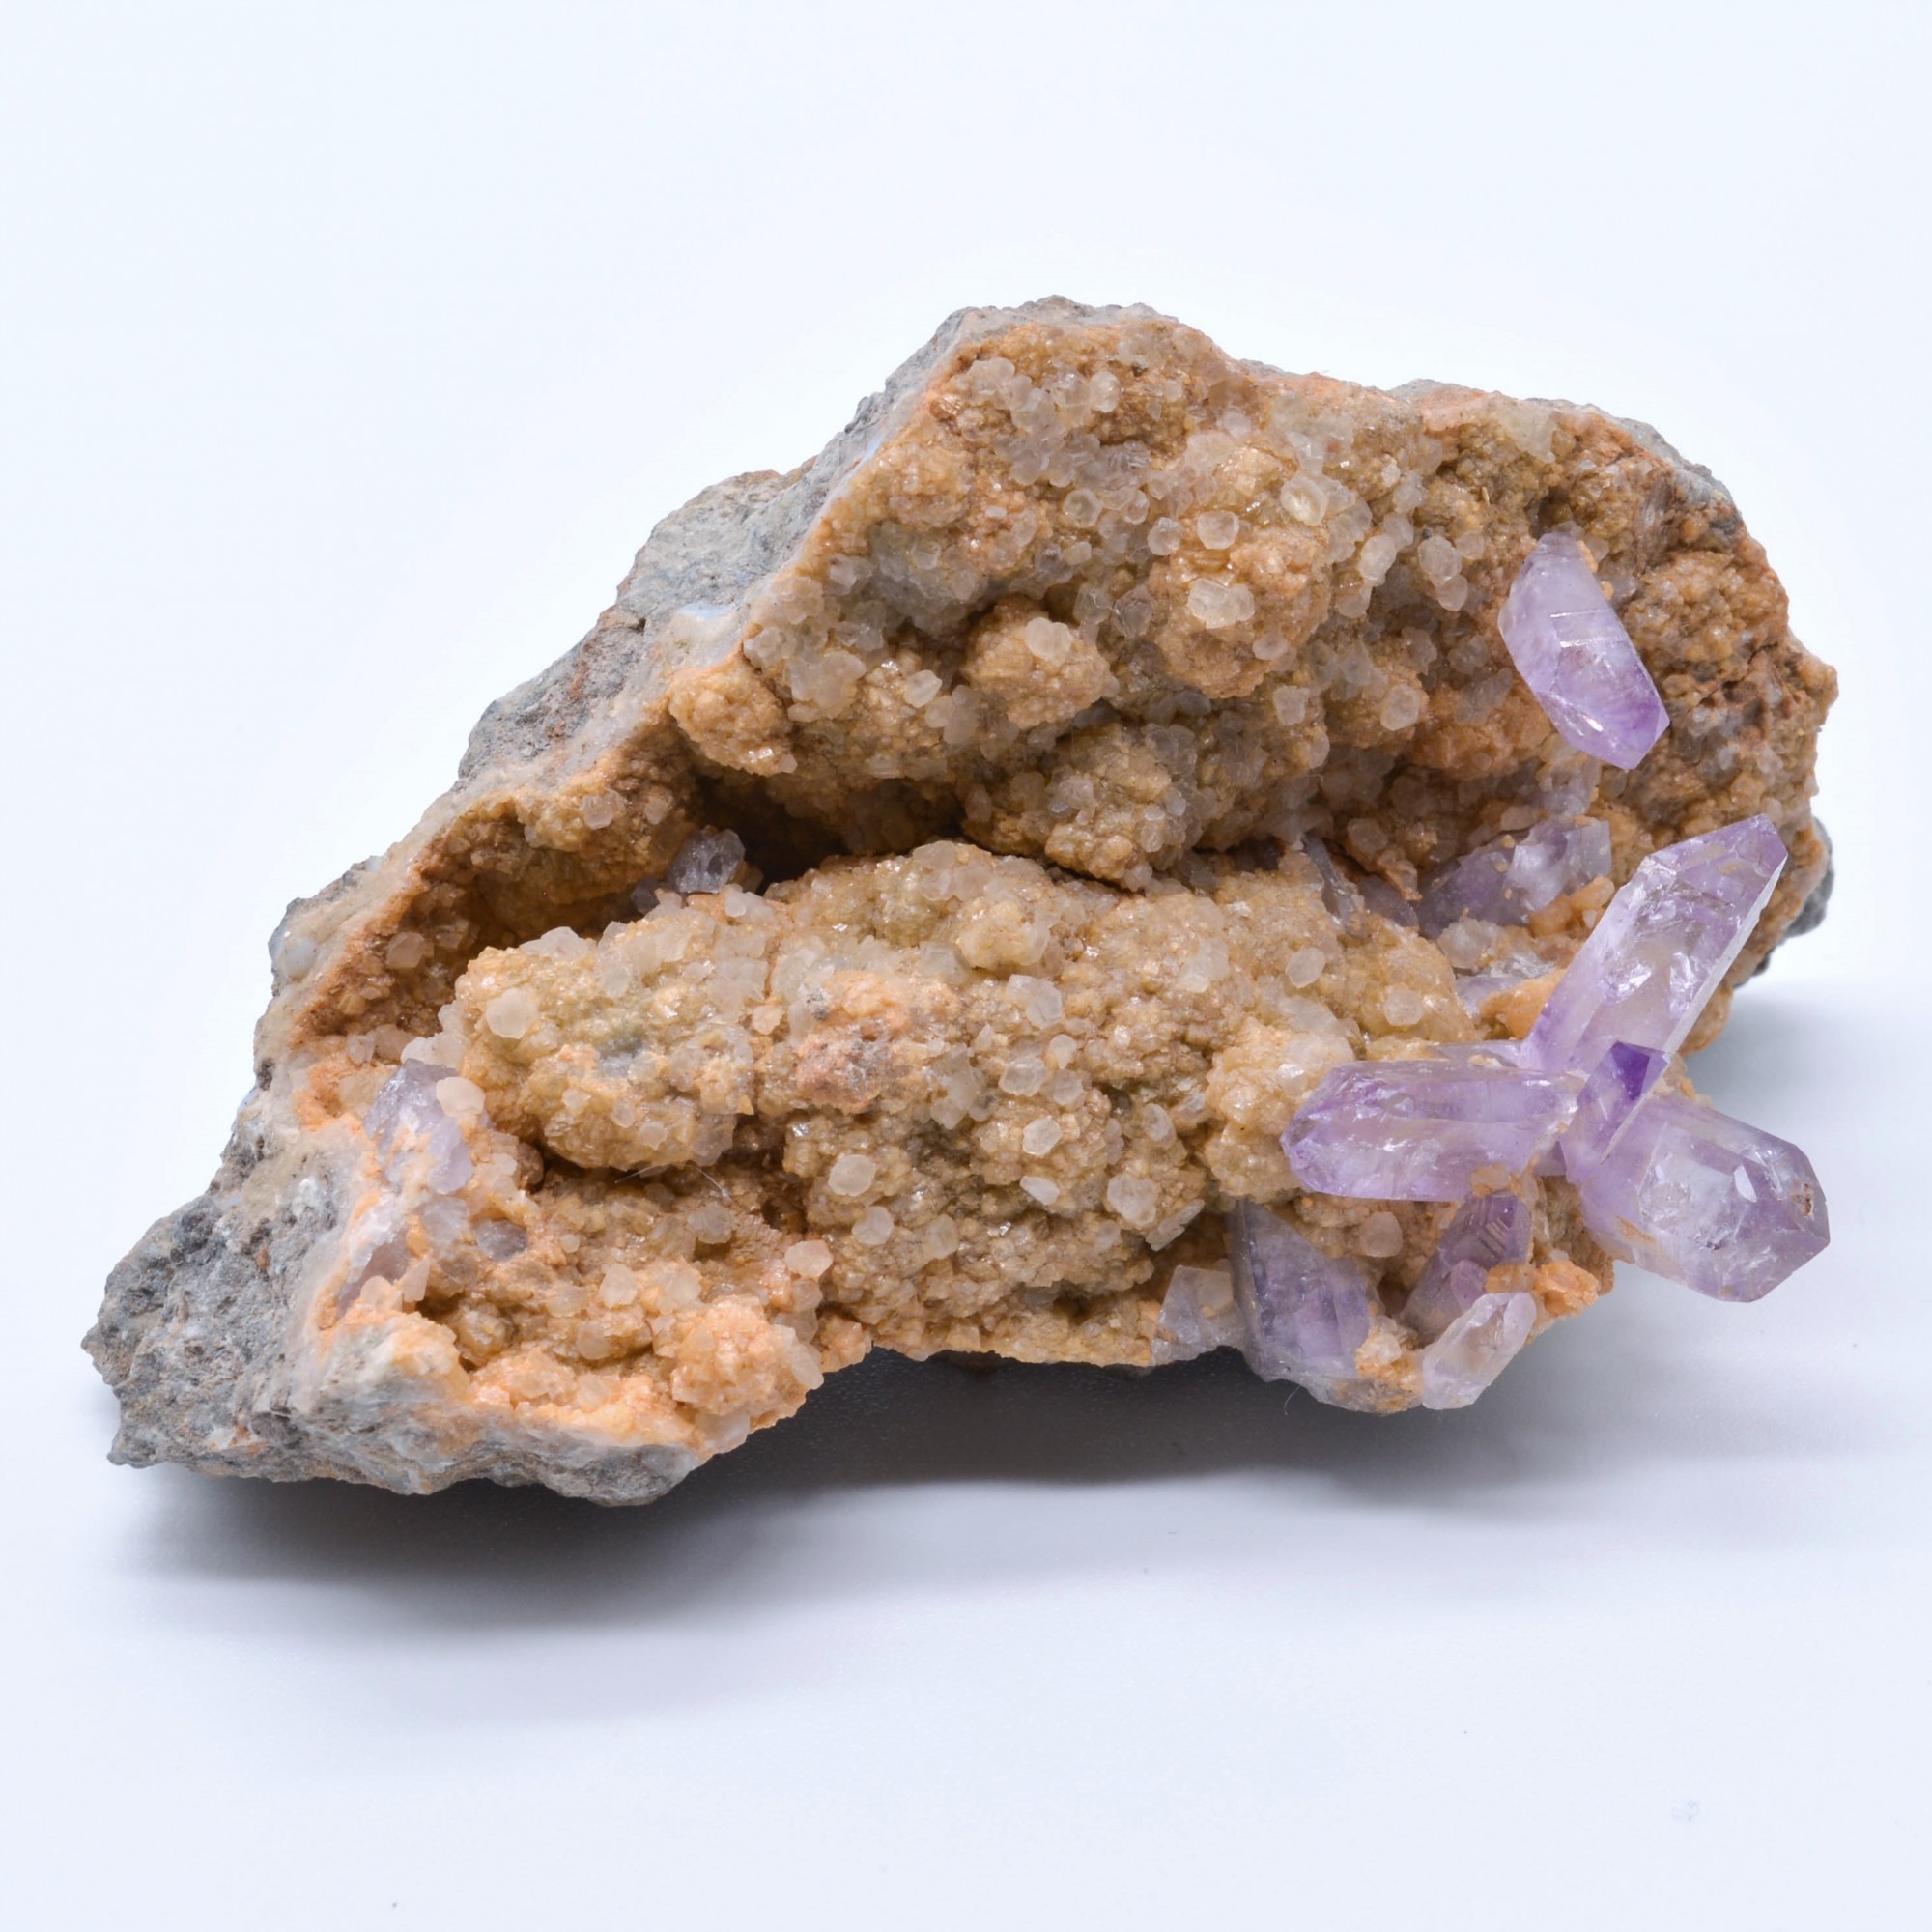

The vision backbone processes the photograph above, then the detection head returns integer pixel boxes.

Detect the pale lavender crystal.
[1357,874,1419,929]
[1405,1192,1531,1341]
[1577,1092,1828,1301]
[363,1060,473,1195]
[1150,1264,1242,1366]
[1300,833,1367,935]
[1559,1040,1669,1179]
[1499,531,1669,768]
[667,826,747,895]
[1418,815,1613,937]
[1227,1200,1375,1391]
[1520,815,1787,1077]
[1419,1292,1538,1409]
[1284,1060,1581,1201]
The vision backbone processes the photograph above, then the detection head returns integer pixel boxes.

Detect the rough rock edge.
[85,297,1829,1503]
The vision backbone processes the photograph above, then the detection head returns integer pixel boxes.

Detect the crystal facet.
[1419,1292,1538,1408]
[1405,1192,1532,1341]
[1284,1060,1581,1201]
[363,1060,473,1195]
[1227,1200,1375,1392]
[1520,816,1787,1077]
[1150,1264,1242,1365]
[1560,1040,1670,1179]
[1498,531,1670,767]
[1418,815,1613,937]
[1577,1092,1828,1301]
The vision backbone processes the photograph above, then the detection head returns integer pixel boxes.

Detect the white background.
[4,4,1928,1926]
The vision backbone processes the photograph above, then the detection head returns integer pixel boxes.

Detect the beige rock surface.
[87,298,1834,1501]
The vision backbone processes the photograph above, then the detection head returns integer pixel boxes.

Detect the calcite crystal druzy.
[87,299,1835,1503]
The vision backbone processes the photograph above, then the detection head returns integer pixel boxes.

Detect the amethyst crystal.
[1559,1041,1670,1179]
[666,826,748,895]
[1520,816,1787,1077]
[1405,1193,1532,1342]
[1227,1200,1375,1392]
[1150,1264,1242,1366]
[1284,1060,1581,1201]
[1418,815,1613,937]
[1271,810,1830,1408]
[1498,531,1670,768]
[363,1060,473,1195]
[1419,1292,1538,1408]
[1576,1092,1829,1301]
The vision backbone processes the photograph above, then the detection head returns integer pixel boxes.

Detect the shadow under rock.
[142,1279,1853,1639]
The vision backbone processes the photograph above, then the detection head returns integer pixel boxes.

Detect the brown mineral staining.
[90,299,1833,1501]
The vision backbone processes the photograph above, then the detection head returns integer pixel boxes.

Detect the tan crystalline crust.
[88,299,1834,1502]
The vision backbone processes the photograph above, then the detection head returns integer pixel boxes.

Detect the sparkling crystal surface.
[1227,1200,1374,1388]
[1405,1192,1532,1341]
[1577,1092,1828,1301]
[1498,531,1670,767]
[1560,1040,1670,1179]
[1521,816,1787,1077]
[1419,1291,1538,1408]
[1418,816,1613,937]
[1283,1061,1581,1201]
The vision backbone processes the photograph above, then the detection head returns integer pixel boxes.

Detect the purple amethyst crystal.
[1498,531,1670,768]
[1419,1292,1539,1408]
[1520,816,1787,1078]
[1405,1192,1532,1341]
[363,1060,473,1195]
[1559,1040,1670,1180]
[1269,814,1830,1405]
[1150,1264,1242,1366]
[1300,834,1368,935]
[1227,1200,1375,1392]
[1576,1092,1828,1301]
[1283,1060,1581,1201]
[1418,815,1613,937]
[666,826,747,895]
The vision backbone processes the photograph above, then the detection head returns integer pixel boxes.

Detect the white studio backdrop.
[3,4,1927,1927]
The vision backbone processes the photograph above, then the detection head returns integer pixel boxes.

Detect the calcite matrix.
[87,300,1835,1503]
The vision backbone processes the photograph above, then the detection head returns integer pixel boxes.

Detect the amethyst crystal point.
[1521,816,1787,1078]
[1499,531,1669,768]
[1560,1040,1670,1179]
[1227,1200,1375,1391]
[363,1059,473,1195]
[1151,1264,1242,1366]
[1418,816,1613,937]
[1419,1292,1538,1409]
[1405,1193,1532,1342]
[1284,1060,1581,1201]
[1576,1092,1829,1301]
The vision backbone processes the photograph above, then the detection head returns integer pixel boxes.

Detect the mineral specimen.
[87,298,1835,1503]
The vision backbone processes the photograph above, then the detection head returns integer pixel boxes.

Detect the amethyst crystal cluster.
[1158,535,1829,1410]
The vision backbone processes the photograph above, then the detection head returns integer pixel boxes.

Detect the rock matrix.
[87,299,1834,1502]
